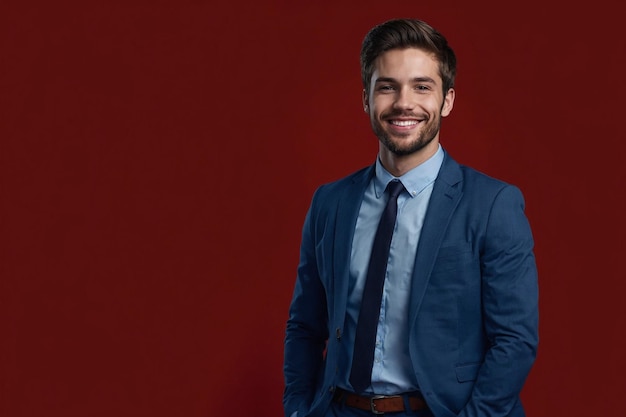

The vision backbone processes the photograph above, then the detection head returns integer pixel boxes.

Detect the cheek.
[371,99,391,116]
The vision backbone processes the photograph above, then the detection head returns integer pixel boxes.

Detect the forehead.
[372,47,441,82]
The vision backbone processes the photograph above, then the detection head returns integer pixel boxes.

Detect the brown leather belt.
[333,388,428,414]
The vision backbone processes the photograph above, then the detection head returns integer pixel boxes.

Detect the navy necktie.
[349,179,405,393]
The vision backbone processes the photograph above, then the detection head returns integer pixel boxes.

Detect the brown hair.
[360,18,456,95]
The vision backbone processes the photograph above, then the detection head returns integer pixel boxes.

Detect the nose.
[393,86,415,111]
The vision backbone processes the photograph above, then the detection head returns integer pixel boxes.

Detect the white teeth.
[390,120,418,126]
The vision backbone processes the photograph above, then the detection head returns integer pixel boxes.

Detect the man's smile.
[388,119,420,127]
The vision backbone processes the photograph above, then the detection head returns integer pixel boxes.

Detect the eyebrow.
[375,76,437,84]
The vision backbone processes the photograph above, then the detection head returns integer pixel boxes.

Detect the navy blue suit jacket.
[284,151,539,417]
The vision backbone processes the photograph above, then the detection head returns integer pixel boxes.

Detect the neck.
[378,140,439,177]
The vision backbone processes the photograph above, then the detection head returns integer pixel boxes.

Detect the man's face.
[364,47,454,158]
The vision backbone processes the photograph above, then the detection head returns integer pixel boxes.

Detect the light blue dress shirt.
[338,145,444,395]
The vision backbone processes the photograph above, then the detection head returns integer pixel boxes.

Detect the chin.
[384,137,432,156]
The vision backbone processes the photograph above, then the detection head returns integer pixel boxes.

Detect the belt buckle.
[370,395,386,415]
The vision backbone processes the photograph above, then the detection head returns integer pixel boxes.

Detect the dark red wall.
[2,1,624,416]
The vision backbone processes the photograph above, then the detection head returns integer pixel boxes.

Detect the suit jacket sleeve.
[459,184,539,417]
[283,187,329,417]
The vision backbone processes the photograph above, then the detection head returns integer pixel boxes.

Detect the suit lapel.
[332,166,373,330]
[409,155,463,324]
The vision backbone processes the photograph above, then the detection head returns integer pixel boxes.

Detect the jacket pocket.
[455,362,481,382]
[432,243,473,273]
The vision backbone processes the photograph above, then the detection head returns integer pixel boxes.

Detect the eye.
[415,85,430,91]
[377,85,395,92]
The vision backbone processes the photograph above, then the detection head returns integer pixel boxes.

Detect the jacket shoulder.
[313,165,372,201]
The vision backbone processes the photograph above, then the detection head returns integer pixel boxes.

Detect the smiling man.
[365,46,454,176]
[284,18,538,417]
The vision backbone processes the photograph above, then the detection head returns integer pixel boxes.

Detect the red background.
[1,1,624,416]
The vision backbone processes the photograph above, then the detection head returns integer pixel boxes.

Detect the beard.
[371,111,442,156]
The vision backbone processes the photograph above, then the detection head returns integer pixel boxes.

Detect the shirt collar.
[374,144,445,199]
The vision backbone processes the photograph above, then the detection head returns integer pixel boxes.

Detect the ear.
[441,88,455,117]
[362,89,369,112]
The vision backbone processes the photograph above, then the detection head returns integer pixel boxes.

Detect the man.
[284,18,538,417]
